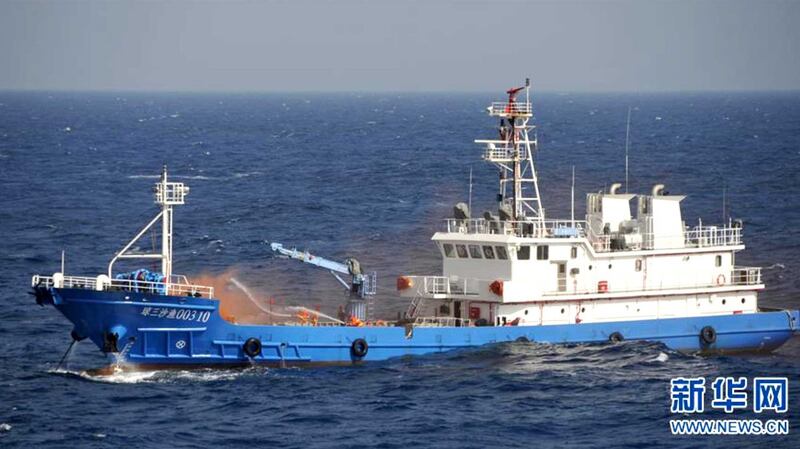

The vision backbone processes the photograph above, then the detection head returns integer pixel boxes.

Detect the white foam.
[49,367,159,384]
[0,423,11,432]
[653,352,669,363]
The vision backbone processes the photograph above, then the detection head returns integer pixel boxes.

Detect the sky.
[0,0,798,92]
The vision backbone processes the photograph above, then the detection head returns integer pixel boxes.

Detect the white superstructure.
[398,81,763,328]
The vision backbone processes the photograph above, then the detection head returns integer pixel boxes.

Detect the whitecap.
[653,352,669,362]
[83,369,159,384]
[0,423,11,432]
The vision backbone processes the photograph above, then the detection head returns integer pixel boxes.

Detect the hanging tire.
[515,336,530,343]
[351,338,368,358]
[700,326,716,345]
[243,338,262,358]
[609,332,624,343]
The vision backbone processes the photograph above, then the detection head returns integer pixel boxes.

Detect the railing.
[155,181,188,205]
[413,316,472,327]
[731,266,761,286]
[685,226,742,247]
[443,218,586,239]
[31,274,214,298]
[585,218,743,253]
[413,275,482,296]
[489,102,532,116]
[483,146,519,161]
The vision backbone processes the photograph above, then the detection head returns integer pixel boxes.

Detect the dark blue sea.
[0,91,798,448]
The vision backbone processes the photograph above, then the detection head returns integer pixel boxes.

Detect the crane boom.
[269,242,376,300]
[270,243,350,274]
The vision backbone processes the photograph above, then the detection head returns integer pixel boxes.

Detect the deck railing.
[443,218,586,239]
[412,275,482,296]
[685,225,742,247]
[489,102,532,116]
[31,274,214,298]
[413,316,473,327]
[731,266,761,286]
[544,266,763,296]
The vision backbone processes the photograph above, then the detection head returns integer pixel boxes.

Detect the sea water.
[0,91,798,447]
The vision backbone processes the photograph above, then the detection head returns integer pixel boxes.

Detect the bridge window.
[495,246,508,260]
[517,245,531,260]
[456,244,469,258]
[482,245,495,259]
[536,245,549,260]
[443,243,455,258]
[571,246,578,259]
[715,255,722,267]
[635,259,642,272]
[469,245,483,259]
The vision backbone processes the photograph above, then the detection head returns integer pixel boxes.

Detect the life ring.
[609,332,624,343]
[351,338,368,358]
[243,338,262,358]
[716,274,726,286]
[700,326,717,345]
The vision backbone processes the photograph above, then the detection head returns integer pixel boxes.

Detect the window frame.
[455,244,469,259]
[495,246,508,260]
[468,245,483,259]
[536,245,549,260]
[482,245,495,259]
[443,243,455,258]
[517,245,531,260]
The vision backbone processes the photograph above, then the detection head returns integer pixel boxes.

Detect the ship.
[31,81,799,368]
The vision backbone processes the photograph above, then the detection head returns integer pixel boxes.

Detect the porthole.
[608,264,612,269]
[741,298,746,304]
[722,299,727,305]
[581,307,586,313]
[560,308,565,314]
[524,310,529,315]
[588,265,593,270]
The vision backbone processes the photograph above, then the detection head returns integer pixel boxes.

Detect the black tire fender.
[351,338,368,358]
[700,326,717,345]
[243,337,262,358]
[609,332,624,343]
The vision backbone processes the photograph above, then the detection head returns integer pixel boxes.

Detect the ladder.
[405,295,425,320]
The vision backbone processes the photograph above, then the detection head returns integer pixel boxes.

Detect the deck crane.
[269,242,376,322]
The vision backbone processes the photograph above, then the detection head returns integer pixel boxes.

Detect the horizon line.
[2,87,800,96]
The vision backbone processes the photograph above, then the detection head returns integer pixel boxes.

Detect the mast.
[625,106,631,193]
[476,78,544,222]
[107,165,189,281]
[159,166,174,279]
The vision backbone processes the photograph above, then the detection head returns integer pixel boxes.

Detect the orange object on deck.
[490,280,504,296]
[396,276,414,291]
[597,280,609,293]
[297,310,311,325]
[347,315,365,327]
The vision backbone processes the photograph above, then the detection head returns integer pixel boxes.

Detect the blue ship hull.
[35,287,800,367]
